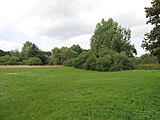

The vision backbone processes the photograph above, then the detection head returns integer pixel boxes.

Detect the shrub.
[0,55,10,65]
[110,53,134,71]
[96,55,112,71]
[74,51,91,69]
[49,47,78,65]
[140,53,157,64]
[84,54,97,70]
[131,57,142,66]
[6,56,20,65]
[135,64,160,70]
[63,58,75,67]
[23,57,42,65]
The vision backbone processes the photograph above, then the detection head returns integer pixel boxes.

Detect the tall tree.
[90,18,137,57]
[21,41,40,59]
[142,0,160,63]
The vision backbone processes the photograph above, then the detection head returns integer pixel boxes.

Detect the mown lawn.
[0,66,160,120]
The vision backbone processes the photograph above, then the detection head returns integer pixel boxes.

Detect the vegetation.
[0,67,160,120]
[142,0,160,63]
[135,63,160,70]
[49,47,78,65]
[0,17,159,71]
[90,18,137,57]
[66,49,134,72]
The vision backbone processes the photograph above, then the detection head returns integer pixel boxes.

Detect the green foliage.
[96,55,112,71]
[21,41,41,59]
[72,49,134,71]
[0,67,160,120]
[73,51,91,69]
[0,50,10,57]
[142,0,160,63]
[130,57,142,65]
[90,18,137,57]
[50,47,78,65]
[135,64,160,70]
[0,55,21,65]
[21,41,50,65]
[63,58,75,67]
[0,55,10,65]
[70,44,83,54]
[22,57,42,65]
[110,53,134,71]
[84,54,97,70]
[6,56,20,65]
[140,53,158,64]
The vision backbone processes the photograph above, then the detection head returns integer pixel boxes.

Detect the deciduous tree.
[142,0,160,63]
[90,18,137,57]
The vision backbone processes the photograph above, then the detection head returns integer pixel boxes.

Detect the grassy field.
[0,66,160,120]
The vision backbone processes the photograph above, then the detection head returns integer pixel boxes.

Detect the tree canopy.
[21,41,41,59]
[90,18,137,57]
[142,0,160,63]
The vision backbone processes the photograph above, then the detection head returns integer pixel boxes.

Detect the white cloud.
[0,0,152,56]
[0,40,21,51]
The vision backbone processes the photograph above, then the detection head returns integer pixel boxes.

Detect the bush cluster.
[64,49,134,71]
[135,64,160,70]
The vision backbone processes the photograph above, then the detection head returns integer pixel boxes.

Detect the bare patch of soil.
[0,65,60,69]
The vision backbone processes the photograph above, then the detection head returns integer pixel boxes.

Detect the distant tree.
[0,55,10,65]
[140,53,158,64]
[142,0,160,63]
[0,50,6,57]
[39,51,51,65]
[0,50,10,57]
[21,41,50,65]
[9,49,22,60]
[21,41,41,59]
[23,57,42,65]
[6,56,20,65]
[70,45,83,54]
[49,47,62,65]
[90,18,137,57]
[49,47,77,65]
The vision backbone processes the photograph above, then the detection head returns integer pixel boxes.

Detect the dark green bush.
[96,55,112,71]
[63,58,75,67]
[49,47,78,65]
[73,51,91,69]
[6,56,20,65]
[140,53,157,64]
[110,53,134,71]
[0,55,10,65]
[84,54,97,70]
[71,49,134,72]
[22,57,42,65]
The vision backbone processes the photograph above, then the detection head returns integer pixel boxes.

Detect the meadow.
[0,66,160,120]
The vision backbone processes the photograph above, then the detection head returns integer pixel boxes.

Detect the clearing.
[0,66,160,120]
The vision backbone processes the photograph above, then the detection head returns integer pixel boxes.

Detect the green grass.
[0,66,160,120]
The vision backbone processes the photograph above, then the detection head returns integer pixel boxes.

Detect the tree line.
[0,0,159,71]
[0,18,158,71]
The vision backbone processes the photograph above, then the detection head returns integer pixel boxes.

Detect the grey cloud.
[116,13,146,28]
[30,0,94,39]
[32,0,79,19]
[40,22,93,40]
[131,25,151,38]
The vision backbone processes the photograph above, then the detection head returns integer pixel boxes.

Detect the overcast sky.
[0,0,151,56]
